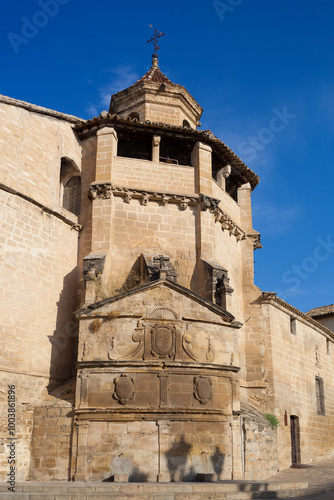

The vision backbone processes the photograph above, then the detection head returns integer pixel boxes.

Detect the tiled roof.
[136,66,175,85]
[307,304,334,318]
[74,113,260,189]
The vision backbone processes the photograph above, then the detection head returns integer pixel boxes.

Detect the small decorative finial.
[147,24,165,53]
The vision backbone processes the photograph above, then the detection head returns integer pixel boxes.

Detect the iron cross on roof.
[146,25,165,53]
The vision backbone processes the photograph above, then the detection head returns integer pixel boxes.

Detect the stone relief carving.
[252,232,262,250]
[81,340,94,361]
[88,183,197,209]
[82,253,106,282]
[88,183,260,247]
[141,192,149,206]
[151,324,176,359]
[199,194,220,213]
[126,321,145,358]
[113,374,135,405]
[206,339,215,362]
[194,376,213,404]
[182,333,198,361]
[108,321,144,360]
[214,209,246,241]
[108,337,117,360]
[88,184,111,199]
[148,307,178,319]
[141,255,178,283]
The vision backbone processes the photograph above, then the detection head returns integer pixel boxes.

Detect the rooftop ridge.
[307,303,334,317]
[262,292,334,338]
[0,93,84,124]
[135,53,176,86]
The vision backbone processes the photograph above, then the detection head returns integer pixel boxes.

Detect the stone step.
[0,481,315,500]
[0,492,323,500]
[0,480,309,492]
[0,481,318,500]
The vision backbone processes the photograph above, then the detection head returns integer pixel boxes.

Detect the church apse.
[72,280,241,481]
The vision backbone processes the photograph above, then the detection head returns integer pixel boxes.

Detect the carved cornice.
[199,194,220,212]
[89,183,198,209]
[199,194,246,242]
[88,183,112,200]
[213,207,246,242]
[88,184,261,246]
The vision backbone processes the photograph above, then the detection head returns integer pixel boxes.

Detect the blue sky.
[1,0,334,313]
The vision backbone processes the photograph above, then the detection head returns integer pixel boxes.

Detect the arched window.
[59,157,81,216]
[63,176,81,216]
[183,119,191,128]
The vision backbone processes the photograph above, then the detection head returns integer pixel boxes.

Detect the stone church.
[1,52,334,483]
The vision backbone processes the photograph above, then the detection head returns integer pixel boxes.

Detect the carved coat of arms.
[151,324,176,359]
[194,376,213,404]
[113,374,135,404]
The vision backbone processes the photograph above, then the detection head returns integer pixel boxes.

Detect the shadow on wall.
[165,435,226,482]
[102,460,149,483]
[210,446,226,479]
[166,435,192,481]
[48,267,79,391]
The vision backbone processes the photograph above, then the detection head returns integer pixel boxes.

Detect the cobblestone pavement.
[266,459,334,499]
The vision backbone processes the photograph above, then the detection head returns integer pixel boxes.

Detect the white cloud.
[85,66,139,118]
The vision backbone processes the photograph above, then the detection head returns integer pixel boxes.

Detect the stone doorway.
[290,415,300,464]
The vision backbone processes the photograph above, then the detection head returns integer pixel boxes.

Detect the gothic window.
[316,377,325,415]
[63,176,81,216]
[59,157,81,216]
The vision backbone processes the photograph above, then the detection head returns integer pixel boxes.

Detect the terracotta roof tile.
[74,113,260,190]
[307,304,334,318]
[136,66,175,85]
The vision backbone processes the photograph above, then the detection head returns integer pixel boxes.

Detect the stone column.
[157,420,171,482]
[90,126,117,253]
[231,419,243,480]
[95,127,118,182]
[84,272,96,305]
[191,142,215,262]
[191,141,213,196]
[72,421,90,481]
[152,135,161,163]
[237,183,252,232]
[238,182,264,385]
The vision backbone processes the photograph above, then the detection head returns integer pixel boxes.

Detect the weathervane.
[146,24,165,53]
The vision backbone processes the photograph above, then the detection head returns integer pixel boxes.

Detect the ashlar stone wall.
[29,379,75,481]
[0,100,82,481]
[261,299,334,470]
